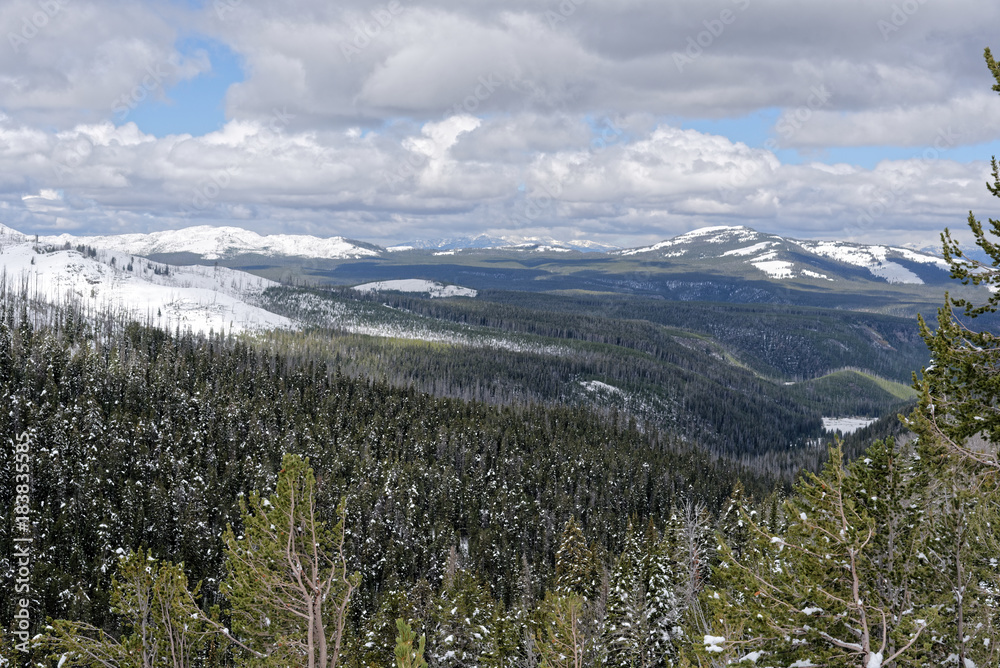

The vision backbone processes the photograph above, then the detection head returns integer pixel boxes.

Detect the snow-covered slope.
[793,240,948,284]
[618,226,950,285]
[619,226,760,256]
[0,234,292,335]
[391,234,618,253]
[352,279,477,298]
[41,225,380,261]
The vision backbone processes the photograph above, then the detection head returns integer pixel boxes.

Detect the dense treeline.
[0,293,763,660]
[261,288,911,470]
[346,289,930,382]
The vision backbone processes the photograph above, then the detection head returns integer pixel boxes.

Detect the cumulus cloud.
[0,112,992,249]
[1,0,999,247]
[1,0,208,128]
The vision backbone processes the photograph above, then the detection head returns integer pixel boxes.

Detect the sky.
[3,0,1000,249]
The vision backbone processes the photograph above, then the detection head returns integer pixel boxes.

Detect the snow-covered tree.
[605,524,649,667]
[554,517,599,600]
[426,549,500,668]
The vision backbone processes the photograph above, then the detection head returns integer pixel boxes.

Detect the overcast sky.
[2,0,1000,248]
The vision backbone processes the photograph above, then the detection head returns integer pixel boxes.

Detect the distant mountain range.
[388,234,620,253]
[2,221,978,322]
[28,223,949,286]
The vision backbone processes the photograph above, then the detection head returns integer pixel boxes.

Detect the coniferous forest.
[3,45,1000,668]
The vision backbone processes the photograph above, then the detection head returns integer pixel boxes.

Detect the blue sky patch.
[115,36,244,137]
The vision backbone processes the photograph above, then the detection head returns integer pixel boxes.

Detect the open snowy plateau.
[38,224,380,261]
[0,225,292,335]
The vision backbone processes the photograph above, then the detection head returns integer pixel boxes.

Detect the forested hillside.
[0,292,765,664]
[259,286,917,471]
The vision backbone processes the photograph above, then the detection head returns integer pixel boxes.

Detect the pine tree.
[674,500,713,630]
[642,530,682,666]
[426,552,499,668]
[39,549,228,668]
[357,579,419,667]
[534,593,587,668]
[715,482,751,562]
[604,524,648,668]
[395,618,428,668]
[221,453,360,668]
[702,443,936,668]
[912,47,1000,465]
[912,437,1000,667]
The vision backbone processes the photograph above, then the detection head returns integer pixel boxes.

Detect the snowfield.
[822,417,877,435]
[352,279,477,298]
[0,238,292,335]
[580,380,625,396]
[794,240,937,284]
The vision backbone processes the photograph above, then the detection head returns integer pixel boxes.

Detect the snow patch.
[723,241,776,257]
[580,380,625,396]
[795,241,932,284]
[867,261,922,285]
[822,417,877,435]
[751,259,794,279]
[352,279,477,298]
[703,635,726,653]
[619,226,758,256]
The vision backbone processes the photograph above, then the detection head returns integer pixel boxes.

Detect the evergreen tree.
[604,524,648,667]
[912,46,1000,465]
[642,529,682,666]
[394,618,428,668]
[40,549,228,668]
[221,453,360,668]
[534,593,588,668]
[357,579,419,667]
[702,443,936,668]
[426,551,500,668]
[554,517,598,600]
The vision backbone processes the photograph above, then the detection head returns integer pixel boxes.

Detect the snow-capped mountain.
[389,234,618,253]
[0,228,292,334]
[618,225,951,285]
[40,225,381,261]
